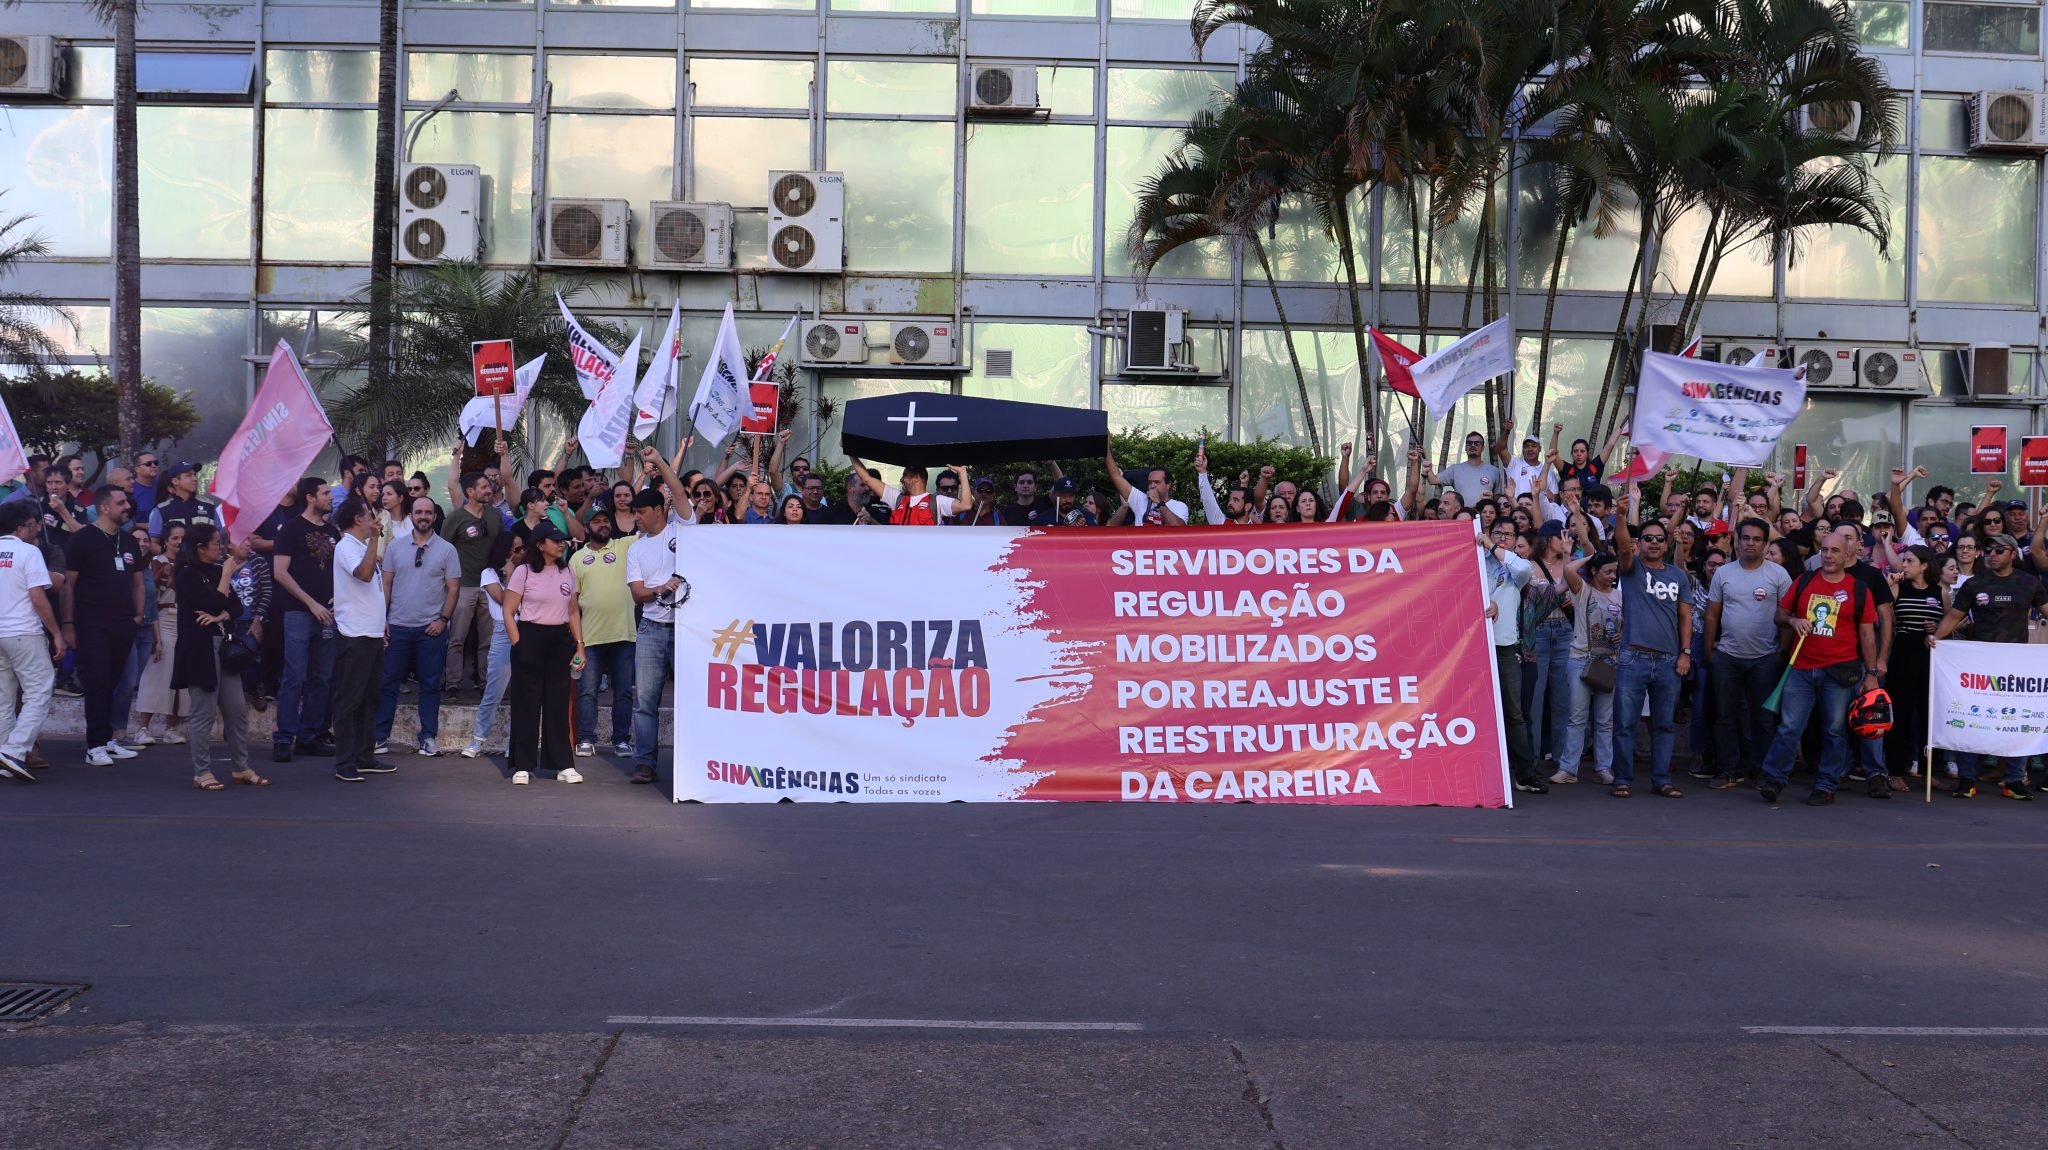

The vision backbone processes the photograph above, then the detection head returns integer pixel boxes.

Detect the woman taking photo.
[1886,544,1945,787]
[171,524,267,790]
[500,522,584,785]
[462,531,524,759]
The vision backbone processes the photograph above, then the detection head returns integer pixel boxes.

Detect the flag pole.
[1762,633,1809,714]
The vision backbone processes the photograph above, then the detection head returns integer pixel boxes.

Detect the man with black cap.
[146,460,220,537]
[1929,531,2048,800]
[1047,475,1096,527]
[625,445,695,786]
[951,476,1006,526]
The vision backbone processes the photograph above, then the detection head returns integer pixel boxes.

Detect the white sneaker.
[85,746,115,767]
[418,737,441,757]
[1595,769,1616,785]
[573,742,595,757]
[101,742,138,761]
[161,729,186,745]
[125,730,157,747]
[374,741,390,755]
[461,739,483,758]
[558,767,584,784]
[512,770,530,785]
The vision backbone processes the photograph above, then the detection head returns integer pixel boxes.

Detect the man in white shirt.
[1105,448,1189,525]
[329,496,388,782]
[1193,449,1254,526]
[624,445,697,786]
[1481,517,1544,794]
[1503,433,1547,497]
[0,500,63,781]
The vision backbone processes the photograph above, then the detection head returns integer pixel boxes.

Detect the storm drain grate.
[0,982,87,1023]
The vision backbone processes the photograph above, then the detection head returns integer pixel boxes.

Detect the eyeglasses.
[1640,533,1668,543]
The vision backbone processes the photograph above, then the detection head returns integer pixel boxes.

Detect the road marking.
[1745,1026,2048,1037]
[608,1015,1143,1032]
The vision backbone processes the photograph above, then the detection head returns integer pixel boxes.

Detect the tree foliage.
[0,371,200,478]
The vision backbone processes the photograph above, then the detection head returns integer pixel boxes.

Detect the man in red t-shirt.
[1754,531,1879,806]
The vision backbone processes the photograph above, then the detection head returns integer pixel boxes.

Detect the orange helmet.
[1848,687,1893,740]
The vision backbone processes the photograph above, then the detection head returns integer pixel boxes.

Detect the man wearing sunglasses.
[376,496,462,757]
[1929,532,2048,800]
[1611,475,1694,799]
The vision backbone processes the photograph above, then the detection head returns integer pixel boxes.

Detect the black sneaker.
[1804,789,1834,806]
[2001,782,2033,801]
[1846,768,1870,783]
[630,766,658,785]
[1688,764,1717,779]
[1513,777,1549,794]
[334,766,364,782]
[271,741,294,763]
[1951,782,1977,799]
[1867,776,1893,799]
[357,760,397,774]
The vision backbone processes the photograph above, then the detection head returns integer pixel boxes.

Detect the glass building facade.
[1,0,2045,494]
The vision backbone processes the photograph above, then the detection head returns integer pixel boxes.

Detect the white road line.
[607,1015,1143,1032]
[1745,1026,2048,1037]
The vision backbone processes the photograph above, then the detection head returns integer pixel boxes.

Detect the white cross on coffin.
[886,400,959,438]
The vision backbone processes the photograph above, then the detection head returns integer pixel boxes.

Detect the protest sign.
[1629,350,1803,467]
[1971,425,2008,474]
[1929,641,2048,758]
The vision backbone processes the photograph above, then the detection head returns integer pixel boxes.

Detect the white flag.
[632,300,683,441]
[1630,350,1804,467]
[558,292,622,401]
[0,387,27,487]
[459,354,546,446]
[1410,317,1516,421]
[687,302,749,444]
[578,330,643,469]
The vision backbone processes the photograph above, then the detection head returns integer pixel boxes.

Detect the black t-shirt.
[63,525,142,623]
[1847,561,1893,609]
[253,503,296,542]
[1953,570,2047,644]
[816,501,881,526]
[273,515,341,611]
[999,497,1057,528]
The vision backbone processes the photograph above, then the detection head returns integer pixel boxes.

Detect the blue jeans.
[1527,618,1573,761]
[1555,654,1615,778]
[1759,665,1855,792]
[1612,647,1680,788]
[576,640,636,745]
[470,626,512,746]
[112,624,155,736]
[376,624,449,742]
[275,611,335,746]
[1955,753,2025,785]
[633,618,674,774]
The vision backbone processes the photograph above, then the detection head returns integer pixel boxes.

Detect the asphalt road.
[4,739,2045,1148]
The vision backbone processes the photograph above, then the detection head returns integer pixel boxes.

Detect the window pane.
[407,111,535,263]
[143,307,251,465]
[688,58,812,109]
[962,323,1090,409]
[1852,1,1912,50]
[1923,2,2041,54]
[1101,383,1227,437]
[1112,0,1193,17]
[1917,156,2038,304]
[1382,183,1496,289]
[407,53,531,103]
[548,54,676,110]
[1270,194,1345,283]
[1920,96,1968,151]
[1781,395,1902,498]
[1785,156,1906,301]
[0,106,111,256]
[263,108,376,261]
[833,0,951,11]
[1040,65,1093,117]
[265,50,378,103]
[139,107,253,259]
[1107,69,1230,122]
[827,119,954,272]
[137,51,256,98]
[1912,404,2030,486]
[1657,205,1775,298]
[67,46,114,101]
[691,117,808,204]
[692,0,813,12]
[1239,329,1362,450]
[547,114,675,253]
[1508,336,1610,440]
[965,123,1093,274]
[1518,165,1653,294]
[1103,126,1229,279]
[825,60,955,115]
[972,0,1094,16]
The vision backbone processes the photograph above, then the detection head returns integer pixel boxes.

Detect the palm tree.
[86,0,143,464]
[321,262,630,459]
[369,0,399,402]
[0,205,77,373]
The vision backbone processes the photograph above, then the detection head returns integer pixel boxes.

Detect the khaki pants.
[443,584,494,691]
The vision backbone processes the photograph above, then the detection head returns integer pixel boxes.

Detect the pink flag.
[211,341,335,544]
[0,388,28,487]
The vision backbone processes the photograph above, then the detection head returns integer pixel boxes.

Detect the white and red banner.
[1410,317,1515,420]
[578,329,643,469]
[460,354,545,445]
[1929,641,2048,757]
[212,341,335,544]
[1630,349,1803,467]
[687,302,748,444]
[558,293,622,402]
[632,300,683,442]
[673,522,1511,806]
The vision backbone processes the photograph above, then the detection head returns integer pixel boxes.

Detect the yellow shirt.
[571,540,634,646]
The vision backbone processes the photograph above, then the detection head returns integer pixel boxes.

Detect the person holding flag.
[1755,530,1882,805]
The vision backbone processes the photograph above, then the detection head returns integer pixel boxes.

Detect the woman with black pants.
[500,522,585,785]
[171,523,269,791]
[1886,544,1946,783]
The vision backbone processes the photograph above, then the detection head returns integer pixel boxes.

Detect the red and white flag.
[212,341,334,544]
[1369,327,1423,396]
[0,387,28,487]
[632,300,684,441]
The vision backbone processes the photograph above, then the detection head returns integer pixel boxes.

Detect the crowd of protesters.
[0,421,2042,806]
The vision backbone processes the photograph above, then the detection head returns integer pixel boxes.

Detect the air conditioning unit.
[800,317,869,366]
[1790,343,1859,391]
[968,65,1040,113]
[397,162,481,264]
[1124,303,1193,373]
[766,170,845,274]
[1797,100,1862,140]
[542,198,628,267]
[1717,342,1778,369]
[1857,347,1929,394]
[884,317,959,366]
[1966,344,2011,397]
[641,201,732,270]
[0,34,60,96]
[1965,90,2048,151]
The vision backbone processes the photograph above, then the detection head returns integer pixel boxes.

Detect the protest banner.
[1792,443,1808,490]
[1928,641,2048,760]
[673,521,1511,806]
[212,341,334,544]
[1971,425,2008,474]
[471,340,516,397]
[1410,317,1515,421]
[2019,437,2048,488]
[633,301,682,441]
[687,302,748,443]
[558,293,622,401]
[739,315,800,436]
[578,330,642,469]
[460,355,545,446]
[0,387,27,487]
[1629,350,1803,467]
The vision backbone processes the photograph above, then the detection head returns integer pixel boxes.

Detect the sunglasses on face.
[1930,534,1951,542]
[1986,544,2013,554]
[1640,534,1667,543]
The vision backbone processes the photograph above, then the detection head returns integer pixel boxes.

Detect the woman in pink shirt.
[500,522,585,784]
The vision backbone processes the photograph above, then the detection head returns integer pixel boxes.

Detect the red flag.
[1370,327,1423,396]
[211,341,335,545]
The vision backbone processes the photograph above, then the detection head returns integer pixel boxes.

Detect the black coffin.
[840,393,1110,467]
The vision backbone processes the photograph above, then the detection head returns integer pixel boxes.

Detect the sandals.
[1653,783,1684,798]
[232,770,271,787]
[192,774,225,791]
[1610,784,1631,798]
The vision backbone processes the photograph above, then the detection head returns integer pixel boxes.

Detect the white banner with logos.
[1928,640,2048,756]
[1629,350,1804,467]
